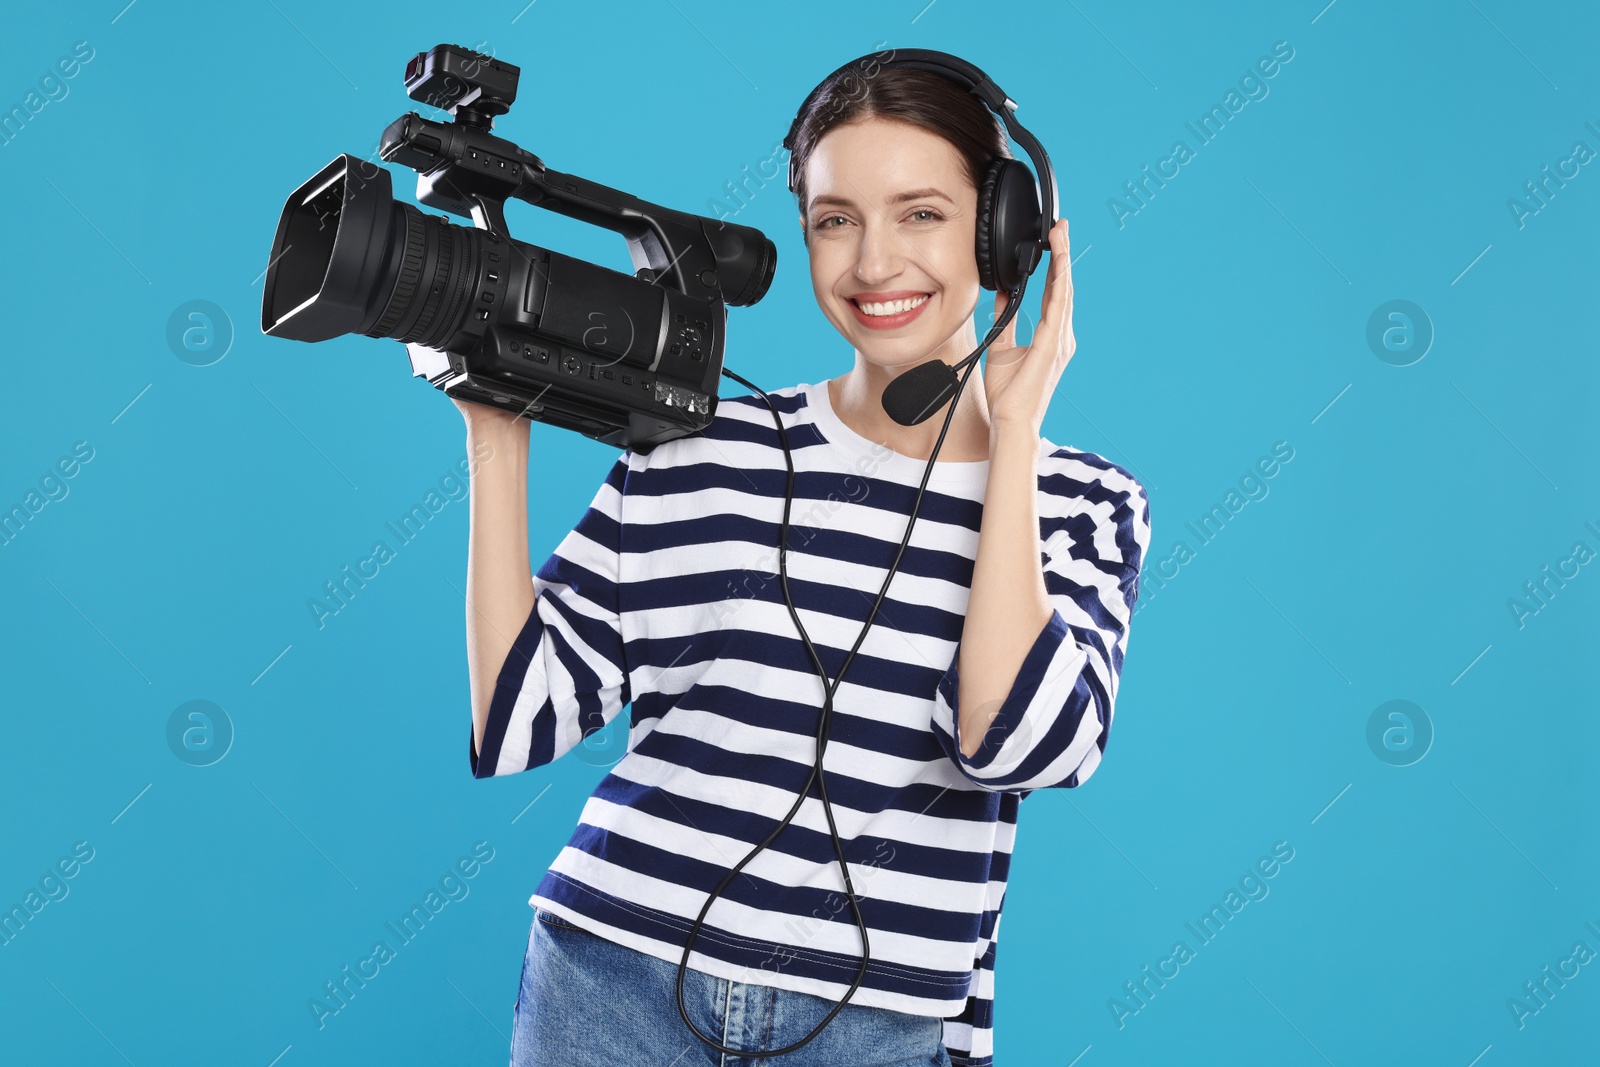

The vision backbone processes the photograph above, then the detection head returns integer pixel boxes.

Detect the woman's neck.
[827,351,995,463]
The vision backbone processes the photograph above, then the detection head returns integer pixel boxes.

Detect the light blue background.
[2,1,1596,1064]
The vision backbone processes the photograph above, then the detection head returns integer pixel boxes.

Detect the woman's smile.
[848,290,934,330]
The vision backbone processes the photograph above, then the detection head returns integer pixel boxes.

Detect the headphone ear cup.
[973,158,1007,292]
[980,158,1045,292]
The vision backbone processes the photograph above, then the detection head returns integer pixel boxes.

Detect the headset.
[673,47,1059,1057]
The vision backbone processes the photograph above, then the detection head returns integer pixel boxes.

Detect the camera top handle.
[379,44,773,309]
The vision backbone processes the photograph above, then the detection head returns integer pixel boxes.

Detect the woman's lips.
[848,293,932,331]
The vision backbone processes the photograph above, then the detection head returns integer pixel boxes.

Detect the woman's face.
[800,116,981,369]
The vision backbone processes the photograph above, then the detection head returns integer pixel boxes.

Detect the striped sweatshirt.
[470,378,1151,1066]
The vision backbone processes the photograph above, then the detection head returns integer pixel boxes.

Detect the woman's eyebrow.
[809,187,955,211]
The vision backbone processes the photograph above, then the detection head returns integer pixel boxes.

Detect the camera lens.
[262,153,489,350]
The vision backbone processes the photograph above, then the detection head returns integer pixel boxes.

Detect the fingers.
[993,290,1019,354]
[1034,219,1073,356]
[1056,219,1074,332]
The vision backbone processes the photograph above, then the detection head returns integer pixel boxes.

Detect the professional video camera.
[260,43,777,449]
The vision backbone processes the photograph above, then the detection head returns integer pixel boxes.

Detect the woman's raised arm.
[454,401,535,760]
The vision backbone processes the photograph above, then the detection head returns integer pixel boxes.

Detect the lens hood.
[262,154,397,342]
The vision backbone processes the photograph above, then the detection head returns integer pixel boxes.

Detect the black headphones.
[676,48,1060,1058]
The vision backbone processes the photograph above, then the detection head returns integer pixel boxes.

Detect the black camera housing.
[261,43,776,450]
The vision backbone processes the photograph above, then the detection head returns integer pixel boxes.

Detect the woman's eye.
[813,210,940,229]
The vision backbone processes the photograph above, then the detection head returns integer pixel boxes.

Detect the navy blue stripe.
[1044,444,1139,485]
[536,570,624,664]
[696,406,823,452]
[935,610,1068,776]
[585,773,1009,893]
[1046,556,1129,636]
[604,740,1008,881]
[534,866,976,1004]
[1066,623,1113,679]
[524,696,558,772]
[1039,475,1142,562]
[717,388,809,417]
[662,677,953,766]
[654,624,948,701]
[621,562,976,648]
[474,602,544,778]
[582,781,1003,936]
[537,523,622,596]
[627,460,991,533]
[622,510,984,589]
[999,671,1099,789]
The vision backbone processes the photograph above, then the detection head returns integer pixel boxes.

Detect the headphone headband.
[782,48,1058,243]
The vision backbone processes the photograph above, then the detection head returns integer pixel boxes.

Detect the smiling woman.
[472,51,1151,1067]
[790,69,1017,467]
[798,115,996,463]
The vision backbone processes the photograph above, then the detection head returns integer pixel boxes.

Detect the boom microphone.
[878,280,1028,426]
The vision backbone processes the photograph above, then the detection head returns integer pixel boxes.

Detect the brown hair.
[784,62,1011,243]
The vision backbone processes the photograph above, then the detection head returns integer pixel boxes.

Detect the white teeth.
[855,294,929,317]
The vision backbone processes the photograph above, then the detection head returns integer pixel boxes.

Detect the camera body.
[261,44,776,450]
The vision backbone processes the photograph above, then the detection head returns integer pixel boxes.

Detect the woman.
[458,60,1151,1067]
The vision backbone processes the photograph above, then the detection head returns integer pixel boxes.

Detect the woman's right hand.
[450,394,531,433]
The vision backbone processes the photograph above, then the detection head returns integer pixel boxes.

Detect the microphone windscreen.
[881,361,960,426]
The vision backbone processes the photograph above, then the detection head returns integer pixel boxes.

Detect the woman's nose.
[853,221,905,284]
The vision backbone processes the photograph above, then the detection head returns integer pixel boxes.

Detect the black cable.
[673,283,1029,1057]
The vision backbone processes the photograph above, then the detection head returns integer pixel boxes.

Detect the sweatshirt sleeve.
[470,452,635,779]
[930,458,1151,792]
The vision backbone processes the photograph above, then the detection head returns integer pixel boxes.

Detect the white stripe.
[606,750,1006,854]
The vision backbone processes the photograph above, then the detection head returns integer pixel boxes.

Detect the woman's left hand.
[980,217,1075,437]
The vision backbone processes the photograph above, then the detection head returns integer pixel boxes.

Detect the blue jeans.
[511,907,954,1066]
